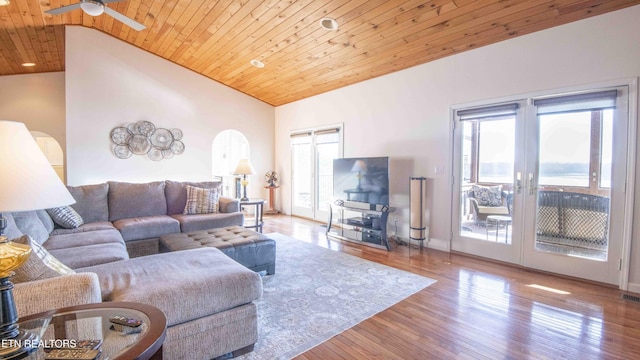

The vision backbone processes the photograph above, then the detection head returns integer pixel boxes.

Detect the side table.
[8,302,166,360]
[486,215,512,243]
[240,199,266,233]
[264,186,280,215]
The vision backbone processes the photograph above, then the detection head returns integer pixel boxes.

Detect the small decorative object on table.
[265,171,278,187]
[109,315,143,334]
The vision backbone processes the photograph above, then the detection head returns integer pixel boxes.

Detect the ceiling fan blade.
[103,6,146,31]
[45,3,82,15]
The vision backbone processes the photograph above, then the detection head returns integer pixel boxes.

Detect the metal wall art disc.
[128,134,152,155]
[148,148,163,161]
[150,128,174,150]
[113,144,132,159]
[170,128,183,140]
[136,120,156,136]
[162,149,174,159]
[110,121,185,160]
[171,140,185,155]
[111,127,132,145]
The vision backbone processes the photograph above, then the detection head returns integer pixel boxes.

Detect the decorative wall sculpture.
[110,121,185,161]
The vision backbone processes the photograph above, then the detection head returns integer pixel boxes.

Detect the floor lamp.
[410,177,427,251]
[0,120,76,358]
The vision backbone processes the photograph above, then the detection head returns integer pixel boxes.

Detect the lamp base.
[0,328,39,359]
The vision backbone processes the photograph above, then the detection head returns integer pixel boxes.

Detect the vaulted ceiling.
[1,0,638,106]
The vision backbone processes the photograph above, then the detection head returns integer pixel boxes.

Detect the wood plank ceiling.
[1,0,638,106]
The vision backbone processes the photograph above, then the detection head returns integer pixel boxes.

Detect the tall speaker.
[410,177,427,249]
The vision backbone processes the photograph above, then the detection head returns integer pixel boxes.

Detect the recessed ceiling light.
[0,0,10,6]
[250,59,265,68]
[21,62,36,67]
[319,17,338,31]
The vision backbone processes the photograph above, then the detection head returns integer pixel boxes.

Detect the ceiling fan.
[45,0,146,31]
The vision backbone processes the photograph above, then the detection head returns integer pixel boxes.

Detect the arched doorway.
[212,130,250,198]
[30,131,65,183]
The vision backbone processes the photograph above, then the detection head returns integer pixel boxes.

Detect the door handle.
[528,172,536,195]
[515,172,522,194]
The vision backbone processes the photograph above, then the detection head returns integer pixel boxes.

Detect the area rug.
[238,233,436,359]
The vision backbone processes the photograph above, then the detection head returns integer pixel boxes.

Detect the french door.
[452,86,631,285]
[290,126,343,221]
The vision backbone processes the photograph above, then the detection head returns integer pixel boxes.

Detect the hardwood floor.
[261,215,640,359]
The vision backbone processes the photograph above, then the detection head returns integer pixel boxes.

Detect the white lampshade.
[80,1,105,16]
[0,121,75,212]
[234,159,256,175]
[351,159,367,172]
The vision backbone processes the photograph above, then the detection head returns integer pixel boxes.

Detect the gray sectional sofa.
[6,180,263,359]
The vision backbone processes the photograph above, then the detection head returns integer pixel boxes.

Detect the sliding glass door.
[290,127,343,221]
[453,87,630,285]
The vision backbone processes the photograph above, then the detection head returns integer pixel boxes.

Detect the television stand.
[326,202,394,250]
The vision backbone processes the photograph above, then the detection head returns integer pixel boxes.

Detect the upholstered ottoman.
[159,225,276,275]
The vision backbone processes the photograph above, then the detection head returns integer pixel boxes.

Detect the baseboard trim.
[627,282,640,294]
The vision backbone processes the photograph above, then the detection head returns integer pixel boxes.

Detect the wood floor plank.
[259,214,640,359]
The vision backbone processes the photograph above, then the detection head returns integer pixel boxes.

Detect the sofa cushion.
[165,180,222,215]
[78,248,263,327]
[108,181,167,221]
[112,215,180,241]
[12,211,49,245]
[219,197,240,213]
[50,222,117,236]
[170,212,244,233]
[12,235,75,284]
[67,183,109,223]
[2,213,23,240]
[183,185,219,215]
[44,228,125,251]
[50,243,129,269]
[46,206,84,229]
[36,210,55,234]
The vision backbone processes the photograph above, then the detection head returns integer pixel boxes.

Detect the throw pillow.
[46,206,84,229]
[183,185,220,215]
[11,235,75,284]
[471,185,503,207]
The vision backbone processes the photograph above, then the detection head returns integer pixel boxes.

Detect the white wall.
[65,26,275,200]
[275,6,640,282]
[0,72,66,151]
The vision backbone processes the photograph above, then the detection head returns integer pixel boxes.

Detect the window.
[534,90,617,194]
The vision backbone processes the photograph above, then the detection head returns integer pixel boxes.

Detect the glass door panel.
[291,135,313,218]
[290,128,342,221]
[453,103,523,265]
[316,132,340,220]
[534,111,610,260]
[522,88,626,285]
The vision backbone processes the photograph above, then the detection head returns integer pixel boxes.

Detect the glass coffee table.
[5,302,166,360]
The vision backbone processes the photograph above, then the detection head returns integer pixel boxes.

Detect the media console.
[326,201,394,250]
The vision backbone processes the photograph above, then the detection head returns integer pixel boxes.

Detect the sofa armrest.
[219,196,240,213]
[13,273,102,317]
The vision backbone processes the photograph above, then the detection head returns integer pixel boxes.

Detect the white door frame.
[450,78,637,288]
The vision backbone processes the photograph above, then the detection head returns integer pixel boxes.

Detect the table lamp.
[0,120,75,358]
[234,159,255,201]
[351,160,367,191]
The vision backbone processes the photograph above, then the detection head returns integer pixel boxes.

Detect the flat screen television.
[333,157,389,206]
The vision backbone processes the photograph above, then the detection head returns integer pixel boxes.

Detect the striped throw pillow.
[46,205,84,229]
[183,185,220,214]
